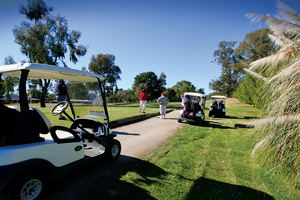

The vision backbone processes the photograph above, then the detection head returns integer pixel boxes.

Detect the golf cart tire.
[106,139,121,161]
[178,118,182,123]
[9,171,47,200]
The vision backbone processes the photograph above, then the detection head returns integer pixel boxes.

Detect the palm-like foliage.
[246,1,300,186]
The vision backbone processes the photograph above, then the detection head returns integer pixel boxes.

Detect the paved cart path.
[45,110,182,200]
[112,110,182,158]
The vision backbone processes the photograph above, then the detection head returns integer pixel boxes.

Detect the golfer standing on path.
[139,89,148,113]
[157,92,169,119]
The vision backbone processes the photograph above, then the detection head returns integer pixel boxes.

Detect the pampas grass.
[245,0,300,188]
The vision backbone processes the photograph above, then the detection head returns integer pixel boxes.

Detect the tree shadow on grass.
[44,156,158,200]
[186,177,274,200]
[44,156,274,200]
[234,123,254,129]
[201,120,234,129]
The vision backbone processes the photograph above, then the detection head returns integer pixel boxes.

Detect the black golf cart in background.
[208,95,226,118]
[0,63,121,200]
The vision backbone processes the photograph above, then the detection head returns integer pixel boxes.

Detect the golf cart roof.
[0,63,104,82]
[211,95,227,99]
[184,92,205,97]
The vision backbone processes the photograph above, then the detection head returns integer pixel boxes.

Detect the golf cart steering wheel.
[51,101,68,116]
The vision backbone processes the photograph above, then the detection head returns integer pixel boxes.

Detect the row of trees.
[1,0,205,104]
[107,75,204,103]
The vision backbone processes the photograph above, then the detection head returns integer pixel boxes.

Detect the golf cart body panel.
[0,140,84,167]
[0,63,121,198]
[178,92,205,125]
[209,95,226,118]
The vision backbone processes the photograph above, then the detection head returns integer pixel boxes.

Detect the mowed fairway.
[26,102,181,127]
[114,98,300,200]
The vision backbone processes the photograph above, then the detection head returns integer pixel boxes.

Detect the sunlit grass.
[24,102,181,127]
[116,98,300,200]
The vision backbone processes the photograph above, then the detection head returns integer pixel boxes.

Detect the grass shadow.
[224,115,243,119]
[44,156,164,200]
[186,177,274,200]
[45,155,274,200]
[202,120,234,129]
[234,123,254,129]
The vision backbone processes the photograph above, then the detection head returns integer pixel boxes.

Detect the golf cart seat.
[0,104,19,146]
[2,107,51,146]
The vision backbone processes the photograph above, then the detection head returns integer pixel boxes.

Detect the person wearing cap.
[139,89,148,113]
[157,92,169,119]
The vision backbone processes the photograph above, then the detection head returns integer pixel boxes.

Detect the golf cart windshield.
[0,63,108,124]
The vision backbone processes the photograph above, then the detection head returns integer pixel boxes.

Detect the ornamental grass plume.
[246,1,300,186]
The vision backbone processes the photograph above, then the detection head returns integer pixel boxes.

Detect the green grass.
[25,102,181,127]
[96,98,299,200]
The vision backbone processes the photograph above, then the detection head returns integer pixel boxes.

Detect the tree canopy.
[172,80,196,101]
[19,0,53,23]
[132,71,166,101]
[88,54,121,96]
[234,28,275,62]
[0,56,19,102]
[13,0,87,106]
[210,41,241,97]
[234,28,276,106]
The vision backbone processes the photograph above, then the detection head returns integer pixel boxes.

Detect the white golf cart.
[208,95,226,118]
[178,92,205,125]
[0,63,121,200]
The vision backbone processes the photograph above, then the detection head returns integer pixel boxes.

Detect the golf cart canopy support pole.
[20,70,29,113]
[98,78,109,125]
[65,85,76,119]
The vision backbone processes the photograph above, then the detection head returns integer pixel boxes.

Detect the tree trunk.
[40,93,46,107]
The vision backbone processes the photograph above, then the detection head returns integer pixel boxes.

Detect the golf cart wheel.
[106,139,121,161]
[178,118,182,123]
[10,171,47,200]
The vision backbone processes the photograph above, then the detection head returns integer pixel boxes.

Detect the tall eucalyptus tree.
[13,0,87,106]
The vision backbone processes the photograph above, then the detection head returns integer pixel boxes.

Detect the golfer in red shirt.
[139,89,148,113]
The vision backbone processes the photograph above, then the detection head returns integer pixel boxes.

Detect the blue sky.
[0,0,299,94]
